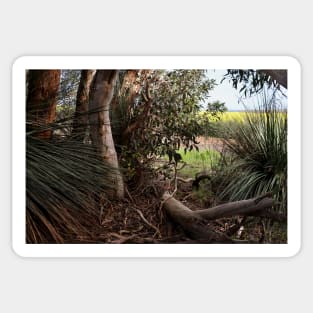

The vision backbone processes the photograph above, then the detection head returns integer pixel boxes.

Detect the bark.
[259,69,287,89]
[71,70,95,141]
[111,70,153,147]
[120,71,153,145]
[26,70,61,139]
[121,95,153,145]
[111,70,140,147]
[194,194,275,220]
[162,192,276,243]
[111,70,139,112]
[89,70,124,199]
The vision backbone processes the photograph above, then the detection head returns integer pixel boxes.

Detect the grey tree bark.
[161,192,276,243]
[89,70,124,199]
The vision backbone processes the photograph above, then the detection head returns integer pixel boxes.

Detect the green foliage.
[197,101,227,137]
[177,148,220,178]
[146,69,215,154]
[206,100,227,117]
[218,99,287,214]
[192,181,215,208]
[222,69,283,97]
[112,70,219,179]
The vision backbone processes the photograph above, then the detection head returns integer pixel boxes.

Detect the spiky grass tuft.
[219,96,287,215]
[26,135,118,243]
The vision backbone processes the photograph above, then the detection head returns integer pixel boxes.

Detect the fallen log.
[194,193,275,220]
[161,192,276,243]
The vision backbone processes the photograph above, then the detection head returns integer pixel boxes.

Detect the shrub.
[218,99,287,215]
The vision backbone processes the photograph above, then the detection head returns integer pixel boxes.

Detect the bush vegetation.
[26,69,287,243]
[218,104,287,214]
[177,148,220,178]
[175,93,288,242]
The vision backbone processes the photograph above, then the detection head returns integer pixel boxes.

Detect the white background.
[1,1,310,312]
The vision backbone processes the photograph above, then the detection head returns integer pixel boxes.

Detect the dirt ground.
[196,136,226,152]
[61,137,233,244]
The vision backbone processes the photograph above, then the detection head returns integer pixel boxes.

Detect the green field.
[177,148,220,178]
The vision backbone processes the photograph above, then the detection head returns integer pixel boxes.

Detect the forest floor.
[65,177,274,244]
[59,137,286,244]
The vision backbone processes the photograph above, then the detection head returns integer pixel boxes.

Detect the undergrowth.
[177,148,220,178]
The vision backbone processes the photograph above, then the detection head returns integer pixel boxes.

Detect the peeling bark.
[89,70,124,199]
[26,70,61,139]
[111,70,139,112]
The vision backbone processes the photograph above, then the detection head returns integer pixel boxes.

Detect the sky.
[206,69,288,111]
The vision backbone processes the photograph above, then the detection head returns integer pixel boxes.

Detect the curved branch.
[161,192,277,243]
[194,196,275,220]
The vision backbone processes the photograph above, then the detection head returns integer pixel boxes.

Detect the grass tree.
[26,70,122,243]
[220,97,287,215]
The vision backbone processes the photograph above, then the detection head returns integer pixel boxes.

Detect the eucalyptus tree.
[26,70,121,242]
[111,69,217,184]
[71,70,95,141]
[25,68,284,243]
[26,70,61,139]
[89,70,124,199]
[222,69,287,97]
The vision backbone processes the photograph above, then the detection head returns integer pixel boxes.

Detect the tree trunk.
[111,70,139,112]
[71,70,95,141]
[120,70,153,145]
[161,192,276,243]
[110,70,139,148]
[26,70,61,139]
[89,70,124,199]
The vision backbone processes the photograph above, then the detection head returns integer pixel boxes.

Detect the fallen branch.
[162,192,233,242]
[134,208,161,238]
[161,192,277,243]
[194,193,275,220]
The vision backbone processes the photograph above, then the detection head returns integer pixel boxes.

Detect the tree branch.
[161,192,278,243]
[194,195,275,220]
